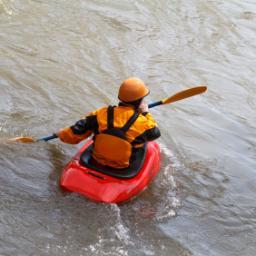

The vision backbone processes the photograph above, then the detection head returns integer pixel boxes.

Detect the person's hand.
[54,131,60,137]
[139,101,149,113]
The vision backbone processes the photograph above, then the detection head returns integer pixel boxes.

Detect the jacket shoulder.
[88,106,108,116]
[136,112,158,130]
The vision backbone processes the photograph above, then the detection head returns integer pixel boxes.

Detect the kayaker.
[56,77,161,169]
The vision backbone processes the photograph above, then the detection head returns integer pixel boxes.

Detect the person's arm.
[139,101,161,141]
[58,113,98,144]
[132,103,161,146]
[139,112,161,141]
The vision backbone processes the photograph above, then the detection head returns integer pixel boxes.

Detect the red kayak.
[60,139,160,203]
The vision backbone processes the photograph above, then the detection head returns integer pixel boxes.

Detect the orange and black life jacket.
[58,105,161,167]
[92,106,139,169]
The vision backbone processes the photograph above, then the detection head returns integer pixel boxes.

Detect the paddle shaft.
[37,134,58,142]
[148,101,162,108]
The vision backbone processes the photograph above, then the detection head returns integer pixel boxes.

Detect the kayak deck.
[60,140,160,203]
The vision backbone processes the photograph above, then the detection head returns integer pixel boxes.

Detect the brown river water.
[0,0,256,255]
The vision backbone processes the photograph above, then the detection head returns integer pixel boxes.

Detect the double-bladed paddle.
[10,85,207,143]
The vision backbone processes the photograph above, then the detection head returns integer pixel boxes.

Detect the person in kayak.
[57,77,161,169]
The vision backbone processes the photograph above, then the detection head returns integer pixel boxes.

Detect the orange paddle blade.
[9,136,36,143]
[162,86,207,105]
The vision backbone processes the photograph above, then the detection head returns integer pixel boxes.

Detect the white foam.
[110,204,133,246]
[156,142,182,221]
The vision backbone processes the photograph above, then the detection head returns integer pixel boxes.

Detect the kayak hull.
[60,139,160,203]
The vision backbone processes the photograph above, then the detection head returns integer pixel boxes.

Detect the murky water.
[0,0,255,255]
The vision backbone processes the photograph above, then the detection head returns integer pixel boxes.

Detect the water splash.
[0,0,15,15]
[110,204,133,246]
[155,142,182,221]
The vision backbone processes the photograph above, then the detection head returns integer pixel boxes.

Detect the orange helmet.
[118,77,150,103]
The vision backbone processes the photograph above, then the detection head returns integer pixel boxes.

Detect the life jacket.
[92,106,139,169]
